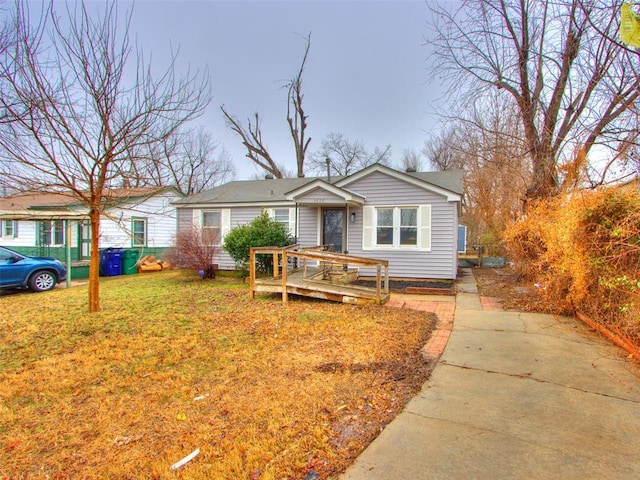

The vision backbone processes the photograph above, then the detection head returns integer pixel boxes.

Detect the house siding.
[98,194,177,249]
[173,167,460,280]
[342,171,458,279]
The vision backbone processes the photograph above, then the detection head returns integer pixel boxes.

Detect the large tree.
[0,1,210,312]
[222,33,311,178]
[306,131,391,177]
[424,95,531,242]
[427,0,640,200]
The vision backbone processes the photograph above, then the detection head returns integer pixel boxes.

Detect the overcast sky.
[127,0,442,179]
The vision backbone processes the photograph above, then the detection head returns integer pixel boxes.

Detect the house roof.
[174,167,463,206]
[0,187,178,219]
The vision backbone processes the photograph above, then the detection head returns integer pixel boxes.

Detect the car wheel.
[28,271,57,292]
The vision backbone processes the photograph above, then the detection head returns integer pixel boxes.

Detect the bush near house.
[504,187,640,347]
[166,226,219,278]
[223,211,291,274]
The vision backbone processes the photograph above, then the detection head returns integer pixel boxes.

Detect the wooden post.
[282,249,288,304]
[273,252,279,278]
[376,264,382,303]
[249,248,256,299]
[384,263,389,293]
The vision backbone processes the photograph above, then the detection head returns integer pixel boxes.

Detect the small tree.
[223,211,291,273]
[166,226,219,279]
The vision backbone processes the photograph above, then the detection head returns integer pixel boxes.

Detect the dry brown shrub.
[504,187,640,344]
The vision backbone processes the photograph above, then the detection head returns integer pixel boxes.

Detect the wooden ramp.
[249,245,390,305]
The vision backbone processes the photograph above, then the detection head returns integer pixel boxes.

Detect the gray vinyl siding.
[297,205,320,246]
[177,205,289,270]
[343,171,458,280]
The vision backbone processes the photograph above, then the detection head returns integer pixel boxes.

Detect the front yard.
[0,271,435,479]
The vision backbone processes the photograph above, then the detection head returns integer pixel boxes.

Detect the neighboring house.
[0,187,180,273]
[174,164,463,280]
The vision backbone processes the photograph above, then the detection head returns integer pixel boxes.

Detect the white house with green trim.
[174,164,463,280]
[0,187,180,277]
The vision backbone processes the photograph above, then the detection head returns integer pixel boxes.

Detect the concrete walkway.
[341,269,640,479]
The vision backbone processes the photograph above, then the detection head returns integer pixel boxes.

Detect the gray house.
[174,164,463,280]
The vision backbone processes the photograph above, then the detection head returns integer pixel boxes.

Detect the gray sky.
[128,0,441,179]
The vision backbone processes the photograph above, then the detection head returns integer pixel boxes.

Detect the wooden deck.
[249,245,390,305]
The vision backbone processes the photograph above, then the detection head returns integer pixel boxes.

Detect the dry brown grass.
[0,271,435,479]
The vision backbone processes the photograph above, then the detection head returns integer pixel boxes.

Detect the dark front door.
[322,208,345,253]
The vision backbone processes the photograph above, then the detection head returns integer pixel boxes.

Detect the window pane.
[54,220,64,245]
[273,209,289,223]
[4,221,13,237]
[377,208,393,226]
[376,227,393,245]
[203,211,221,227]
[400,208,417,227]
[400,227,417,245]
[202,211,222,244]
[42,222,52,244]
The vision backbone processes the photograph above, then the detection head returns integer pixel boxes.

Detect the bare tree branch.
[0,0,211,311]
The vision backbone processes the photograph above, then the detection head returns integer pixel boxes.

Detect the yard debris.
[175,412,187,421]
[170,448,200,470]
[114,435,142,446]
[193,393,210,401]
[137,254,169,273]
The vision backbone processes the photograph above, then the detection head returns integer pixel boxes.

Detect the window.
[132,218,147,247]
[41,220,65,246]
[272,208,290,226]
[363,205,430,251]
[202,210,222,245]
[1,221,18,238]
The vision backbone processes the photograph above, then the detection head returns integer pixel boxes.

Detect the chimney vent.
[265,174,275,180]
[406,167,417,173]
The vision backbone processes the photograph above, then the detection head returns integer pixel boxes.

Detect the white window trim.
[362,205,431,251]
[1,220,18,238]
[131,217,147,247]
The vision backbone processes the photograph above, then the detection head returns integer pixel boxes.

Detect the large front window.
[202,211,222,244]
[376,207,418,247]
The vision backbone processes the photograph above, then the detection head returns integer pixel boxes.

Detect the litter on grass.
[171,448,200,470]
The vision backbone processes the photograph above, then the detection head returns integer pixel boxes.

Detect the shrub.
[223,211,292,273]
[165,226,219,279]
[504,187,640,344]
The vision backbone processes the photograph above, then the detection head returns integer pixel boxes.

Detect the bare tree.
[222,33,312,178]
[286,33,311,178]
[124,126,234,195]
[425,96,531,242]
[221,108,285,178]
[0,1,210,312]
[399,148,424,172]
[307,131,392,176]
[427,0,640,200]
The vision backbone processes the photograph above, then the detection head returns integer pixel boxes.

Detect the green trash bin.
[122,249,139,275]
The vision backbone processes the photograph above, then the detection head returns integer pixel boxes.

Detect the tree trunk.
[88,208,101,313]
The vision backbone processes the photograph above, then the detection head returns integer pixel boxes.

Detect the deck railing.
[249,244,390,304]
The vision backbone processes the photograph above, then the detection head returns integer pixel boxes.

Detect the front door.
[322,208,345,253]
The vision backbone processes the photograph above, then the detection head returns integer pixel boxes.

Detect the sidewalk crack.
[441,362,640,405]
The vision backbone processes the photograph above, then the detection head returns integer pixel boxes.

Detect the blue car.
[0,246,67,292]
